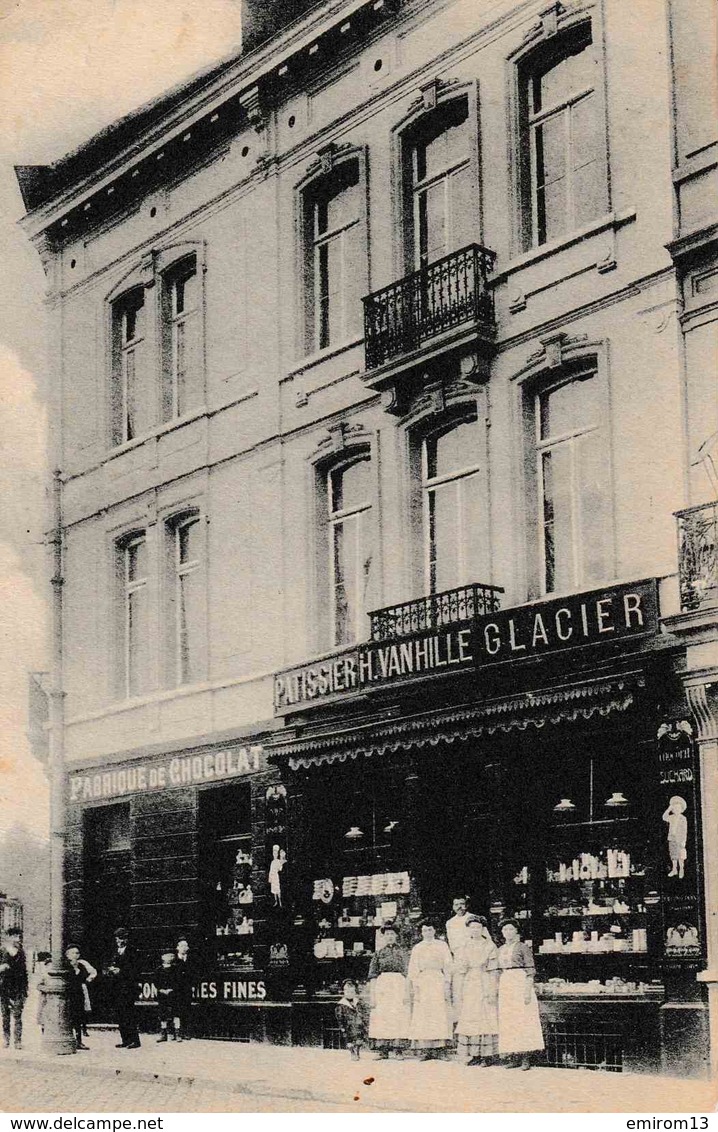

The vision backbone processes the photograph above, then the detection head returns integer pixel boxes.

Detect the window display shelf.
[545,875,646,887]
[537,949,650,959]
[542,911,647,919]
[537,985,664,1000]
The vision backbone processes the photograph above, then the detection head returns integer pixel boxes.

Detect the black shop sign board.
[274,579,659,713]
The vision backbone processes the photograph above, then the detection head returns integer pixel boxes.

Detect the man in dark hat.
[0,927,28,1050]
[105,928,141,1049]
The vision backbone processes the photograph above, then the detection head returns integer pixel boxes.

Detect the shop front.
[61,580,709,1072]
[268,578,710,1075]
[65,737,299,1043]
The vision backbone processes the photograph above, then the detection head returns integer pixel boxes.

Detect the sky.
[0,0,245,839]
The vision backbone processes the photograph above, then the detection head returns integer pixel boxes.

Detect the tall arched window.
[166,513,204,686]
[326,456,373,646]
[518,22,604,246]
[111,287,147,445]
[415,411,489,594]
[402,97,475,270]
[300,158,365,355]
[117,531,149,698]
[161,255,200,422]
[533,371,610,593]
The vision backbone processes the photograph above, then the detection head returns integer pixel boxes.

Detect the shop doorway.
[83,803,132,1019]
[412,742,499,923]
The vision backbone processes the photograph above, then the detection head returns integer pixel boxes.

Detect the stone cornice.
[19,0,409,246]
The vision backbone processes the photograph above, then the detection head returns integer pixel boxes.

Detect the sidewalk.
[4,1027,716,1113]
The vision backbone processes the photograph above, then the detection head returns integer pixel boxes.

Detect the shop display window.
[199,783,255,970]
[299,760,418,998]
[491,740,666,1003]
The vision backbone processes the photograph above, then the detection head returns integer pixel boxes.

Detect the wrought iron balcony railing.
[362,243,497,371]
[677,501,718,612]
[369,581,504,642]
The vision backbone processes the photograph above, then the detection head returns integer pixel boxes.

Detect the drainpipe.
[41,467,75,1054]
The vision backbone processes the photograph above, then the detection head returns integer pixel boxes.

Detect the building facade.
[17,0,717,1075]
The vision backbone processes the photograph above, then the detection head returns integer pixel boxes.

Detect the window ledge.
[284,336,364,381]
[491,208,637,285]
[106,406,208,460]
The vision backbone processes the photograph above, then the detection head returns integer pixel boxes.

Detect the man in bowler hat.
[106,927,141,1049]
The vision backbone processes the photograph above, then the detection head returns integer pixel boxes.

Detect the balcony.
[369,581,504,642]
[362,244,497,377]
[677,501,718,612]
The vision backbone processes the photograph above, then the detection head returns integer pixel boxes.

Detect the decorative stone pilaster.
[685,678,718,1076]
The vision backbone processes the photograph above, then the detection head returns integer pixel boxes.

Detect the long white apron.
[409,969,453,1041]
[369,972,411,1039]
[456,966,498,1038]
[497,969,544,1054]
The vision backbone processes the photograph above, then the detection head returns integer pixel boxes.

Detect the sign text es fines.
[274,580,658,712]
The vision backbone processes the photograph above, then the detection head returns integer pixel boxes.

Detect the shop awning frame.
[267,670,646,770]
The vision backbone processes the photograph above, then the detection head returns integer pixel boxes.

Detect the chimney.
[241,0,319,52]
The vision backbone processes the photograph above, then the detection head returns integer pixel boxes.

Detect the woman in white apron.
[496,919,544,1070]
[366,923,410,1058]
[407,921,453,1060]
[454,915,499,1066]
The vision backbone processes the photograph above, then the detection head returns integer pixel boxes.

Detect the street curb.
[2,1053,415,1112]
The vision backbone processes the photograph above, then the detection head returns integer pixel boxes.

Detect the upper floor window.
[327,456,372,646]
[302,159,363,354]
[420,412,489,594]
[161,257,200,422]
[107,245,205,449]
[534,372,609,594]
[119,532,149,698]
[169,514,203,686]
[112,288,147,444]
[403,98,474,270]
[519,24,602,247]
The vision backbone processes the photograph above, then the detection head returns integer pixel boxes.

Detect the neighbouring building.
[16,0,717,1075]
[0,895,23,937]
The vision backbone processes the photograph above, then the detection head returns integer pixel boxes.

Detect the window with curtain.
[303,160,362,354]
[535,372,610,594]
[421,414,489,594]
[520,24,602,246]
[327,456,372,646]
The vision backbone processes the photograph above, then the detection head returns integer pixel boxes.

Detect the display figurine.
[662,795,688,878]
[268,844,286,907]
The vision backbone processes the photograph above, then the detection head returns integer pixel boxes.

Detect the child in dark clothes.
[155,951,179,1042]
[335,979,368,1061]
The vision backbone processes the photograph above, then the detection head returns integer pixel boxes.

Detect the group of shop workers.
[336,898,544,1069]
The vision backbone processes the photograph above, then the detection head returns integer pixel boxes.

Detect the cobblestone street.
[0,1061,377,1114]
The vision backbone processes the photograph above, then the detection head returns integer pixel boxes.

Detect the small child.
[335,979,368,1061]
[35,951,52,1034]
[154,951,179,1042]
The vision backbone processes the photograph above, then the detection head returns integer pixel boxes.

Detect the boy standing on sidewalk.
[155,951,179,1042]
